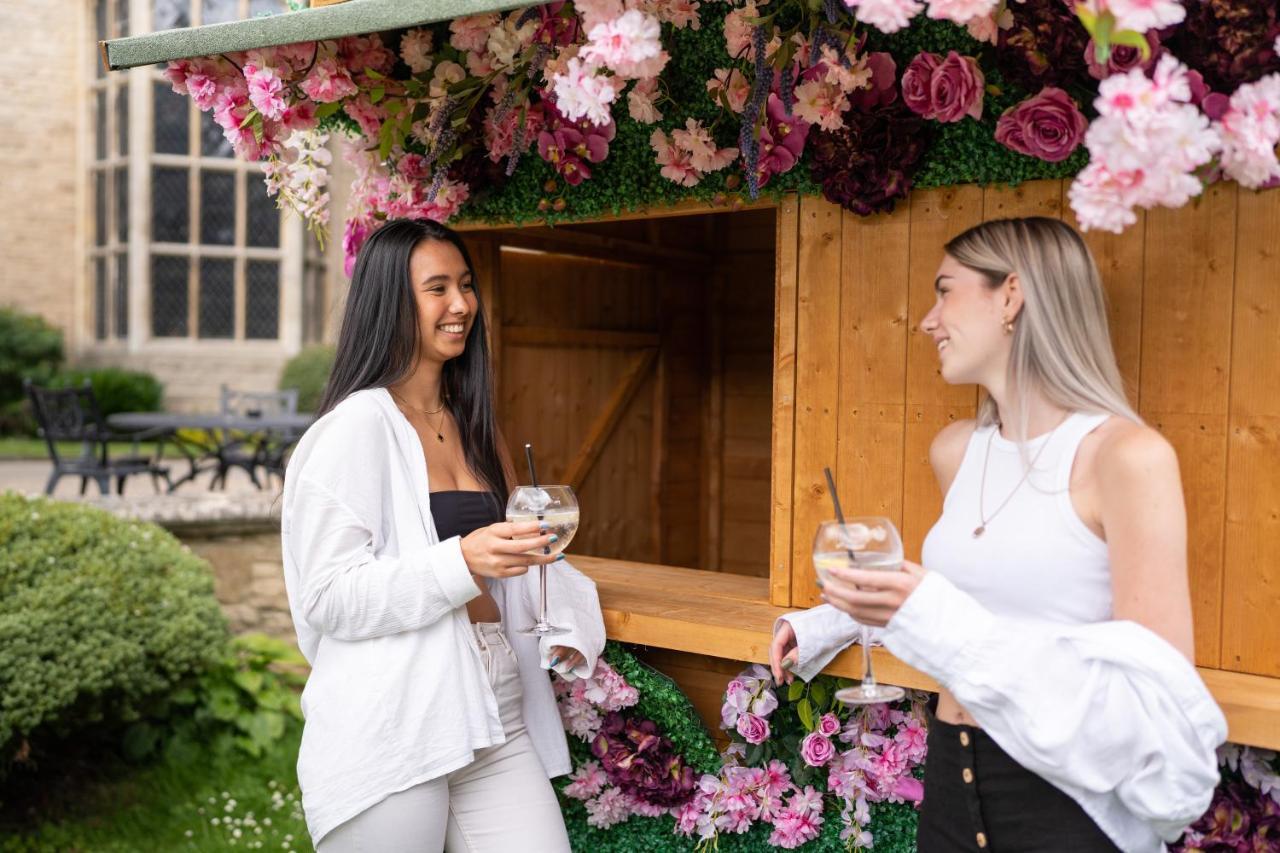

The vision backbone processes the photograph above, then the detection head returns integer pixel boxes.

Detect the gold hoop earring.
[1002,317,1015,336]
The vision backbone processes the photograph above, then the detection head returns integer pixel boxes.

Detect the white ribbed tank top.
[921,411,1114,625]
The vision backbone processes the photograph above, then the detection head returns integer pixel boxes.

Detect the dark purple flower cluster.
[1173,780,1280,852]
[1164,0,1280,93]
[589,712,697,808]
[807,53,930,216]
[994,0,1092,95]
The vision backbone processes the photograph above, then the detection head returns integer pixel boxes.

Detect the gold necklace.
[389,389,448,443]
[973,416,1068,538]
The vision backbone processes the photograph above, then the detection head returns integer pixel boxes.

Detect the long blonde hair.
[944,216,1139,439]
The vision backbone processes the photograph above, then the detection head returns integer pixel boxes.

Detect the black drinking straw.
[823,466,858,565]
[524,443,540,487]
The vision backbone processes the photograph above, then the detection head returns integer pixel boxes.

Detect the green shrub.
[0,495,228,779]
[50,368,163,418]
[0,308,64,434]
[279,345,334,413]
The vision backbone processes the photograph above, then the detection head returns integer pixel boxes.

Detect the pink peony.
[800,732,836,767]
[429,60,467,100]
[736,712,770,745]
[1090,0,1186,34]
[564,760,609,800]
[576,0,625,33]
[843,0,925,34]
[551,57,620,126]
[584,785,632,829]
[1215,74,1280,189]
[995,86,1088,162]
[581,9,663,78]
[400,28,434,75]
[299,57,358,103]
[343,97,386,138]
[245,63,288,120]
[280,100,318,133]
[926,0,999,25]
[449,13,499,53]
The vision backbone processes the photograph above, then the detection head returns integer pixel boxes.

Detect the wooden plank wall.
[781,179,1280,679]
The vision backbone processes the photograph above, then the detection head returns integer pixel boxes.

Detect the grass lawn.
[0,729,312,853]
[0,437,163,461]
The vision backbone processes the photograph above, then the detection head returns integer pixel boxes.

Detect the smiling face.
[408,238,477,365]
[920,253,1020,387]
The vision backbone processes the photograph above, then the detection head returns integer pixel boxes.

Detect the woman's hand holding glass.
[459,521,559,579]
[820,558,927,627]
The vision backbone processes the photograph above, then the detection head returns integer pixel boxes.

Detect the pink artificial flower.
[581,10,663,76]
[342,215,376,277]
[166,57,239,111]
[280,100,318,133]
[654,0,701,30]
[768,807,823,848]
[789,785,825,818]
[800,732,836,767]
[817,713,842,738]
[488,14,540,68]
[429,60,467,100]
[584,785,632,829]
[627,77,663,124]
[563,760,609,800]
[1215,74,1280,189]
[761,759,793,799]
[449,13,500,53]
[793,79,850,132]
[755,93,811,188]
[651,128,701,186]
[736,712,771,745]
[551,57,620,126]
[891,774,925,803]
[299,57,358,103]
[902,50,984,122]
[1068,162,1141,233]
[1085,31,1160,80]
[995,86,1088,162]
[465,49,497,78]
[1094,0,1186,34]
[964,5,1013,45]
[343,97,386,138]
[673,118,736,172]
[336,34,395,77]
[843,0,925,34]
[245,62,288,120]
[893,715,929,763]
[400,28,434,75]
[926,0,999,25]
[483,102,542,163]
[576,0,625,33]
[707,68,751,113]
[722,2,758,60]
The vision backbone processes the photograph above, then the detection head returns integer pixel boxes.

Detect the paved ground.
[0,459,280,523]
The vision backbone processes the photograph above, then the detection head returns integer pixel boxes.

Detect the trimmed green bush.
[0,308,64,434]
[0,495,228,779]
[279,345,335,413]
[49,368,163,418]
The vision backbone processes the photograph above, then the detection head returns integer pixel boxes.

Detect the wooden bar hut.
[101,0,1280,817]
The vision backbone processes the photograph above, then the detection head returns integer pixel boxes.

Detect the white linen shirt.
[280,388,605,845]
[779,573,1226,852]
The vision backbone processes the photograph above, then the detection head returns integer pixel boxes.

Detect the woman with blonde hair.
[771,217,1225,851]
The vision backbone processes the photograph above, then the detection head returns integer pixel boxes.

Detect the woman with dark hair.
[281,219,604,852]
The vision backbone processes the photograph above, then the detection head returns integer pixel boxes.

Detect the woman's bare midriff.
[466,586,502,623]
[936,688,981,727]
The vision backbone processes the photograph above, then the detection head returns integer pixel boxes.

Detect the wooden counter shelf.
[573,556,1280,751]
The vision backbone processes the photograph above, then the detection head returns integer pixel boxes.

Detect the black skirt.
[916,715,1121,852]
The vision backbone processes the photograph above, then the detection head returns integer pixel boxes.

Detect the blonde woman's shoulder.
[929,418,978,492]
[1090,416,1180,477]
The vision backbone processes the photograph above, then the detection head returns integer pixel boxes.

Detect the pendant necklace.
[390,388,448,443]
[973,415,1068,538]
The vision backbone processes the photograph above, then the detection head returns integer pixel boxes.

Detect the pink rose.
[800,732,835,767]
[929,51,985,122]
[995,86,1088,163]
[1085,32,1160,80]
[902,50,984,122]
[901,51,941,118]
[817,713,841,738]
[736,712,770,745]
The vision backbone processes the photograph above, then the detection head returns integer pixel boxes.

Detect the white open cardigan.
[780,572,1226,852]
[280,387,606,845]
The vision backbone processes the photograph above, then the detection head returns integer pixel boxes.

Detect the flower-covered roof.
[100,0,543,71]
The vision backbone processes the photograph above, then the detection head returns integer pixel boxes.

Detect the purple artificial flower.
[817,713,842,738]
[800,732,836,767]
[736,712,771,745]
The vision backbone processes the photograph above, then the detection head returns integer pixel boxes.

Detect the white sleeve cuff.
[428,536,482,610]
[777,604,864,682]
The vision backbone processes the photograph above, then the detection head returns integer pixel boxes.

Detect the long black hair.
[317,219,507,498]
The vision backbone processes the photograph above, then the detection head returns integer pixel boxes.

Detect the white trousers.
[316,622,572,853]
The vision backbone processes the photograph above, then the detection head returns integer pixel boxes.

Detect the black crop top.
[431,490,504,542]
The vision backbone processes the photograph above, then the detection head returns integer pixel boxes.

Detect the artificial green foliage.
[449,7,1084,227]
[601,642,722,776]
[278,344,336,413]
[0,495,228,777]
[49,368,164,418]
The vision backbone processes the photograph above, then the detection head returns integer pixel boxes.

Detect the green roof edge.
[101,0,538,71]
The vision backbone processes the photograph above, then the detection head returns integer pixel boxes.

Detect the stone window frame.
[85,0,307,353]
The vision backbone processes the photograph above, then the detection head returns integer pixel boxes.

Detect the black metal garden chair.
[24,379,171,497]
[211,385,301,489]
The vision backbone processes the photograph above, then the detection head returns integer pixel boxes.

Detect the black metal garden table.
[108,411,314,492]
